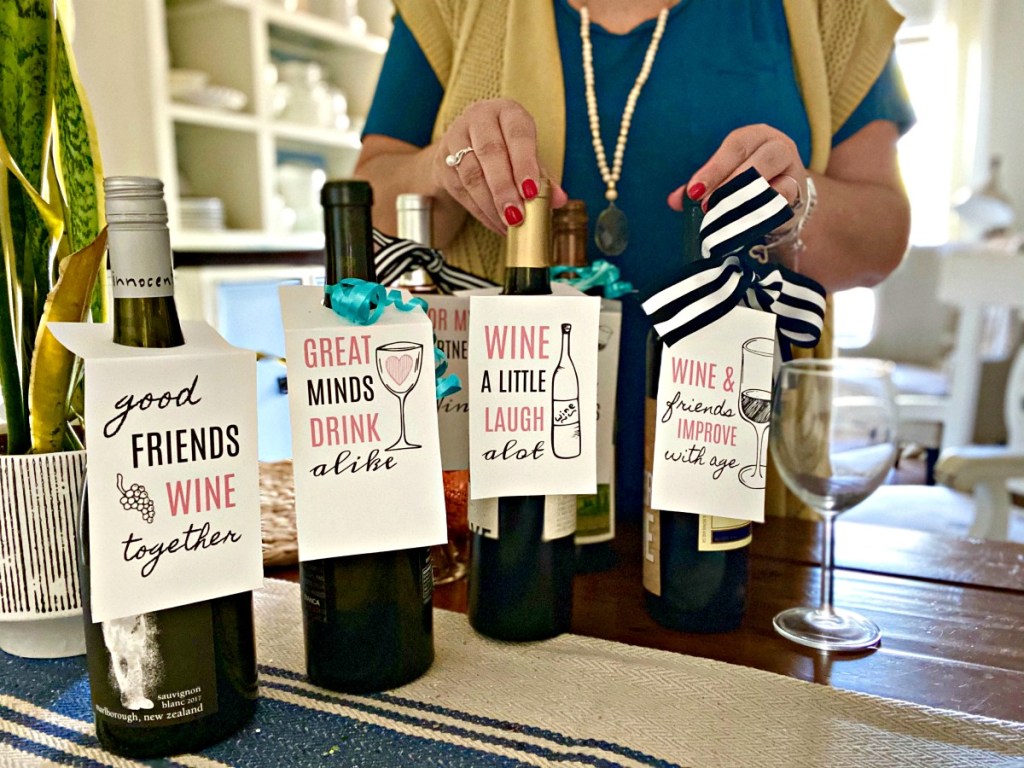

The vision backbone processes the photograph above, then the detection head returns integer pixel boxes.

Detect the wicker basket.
[259,461,298,566]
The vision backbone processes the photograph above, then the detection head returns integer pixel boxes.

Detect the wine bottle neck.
[504,182,552,295]
[502,267,551,296]
[558,324,572,358]
[506,186,551,270]
[396,195,434,290]
[323,203,376,307]
[106,177,184,349]
[552,200,589,269]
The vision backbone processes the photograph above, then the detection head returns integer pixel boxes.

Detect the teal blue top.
[364,0,915,515]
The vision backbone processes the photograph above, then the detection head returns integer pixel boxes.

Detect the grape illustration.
[116,474,156,524]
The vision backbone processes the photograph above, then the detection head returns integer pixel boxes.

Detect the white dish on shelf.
[177,85,248,112]
[180,196,227,231]
[168,68,210,100]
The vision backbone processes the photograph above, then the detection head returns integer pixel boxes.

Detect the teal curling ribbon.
[550,259,634,298]
[325,278,462,399]
[434,347,462,399]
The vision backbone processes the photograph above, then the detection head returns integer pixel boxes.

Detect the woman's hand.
[667,124,807,211]
[433,98,568,233]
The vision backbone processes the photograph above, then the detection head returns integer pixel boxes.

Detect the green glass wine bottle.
[299,180,434,692]
[467,180,576,641]
[552,200,617,573]
[79,176,257,758]
[642,198,751,633]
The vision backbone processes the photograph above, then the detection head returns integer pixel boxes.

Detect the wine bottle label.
[421,556,434,604]
[85,601,218,726]
[107,228,175,299]
[643,397,662,595]
[575,480,614,544]
[697,516,753,551]
[542,494,577,541]
[468,496,498,538]
[301,560,330,625]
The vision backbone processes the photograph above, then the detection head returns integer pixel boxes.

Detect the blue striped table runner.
[2,578,1022,767]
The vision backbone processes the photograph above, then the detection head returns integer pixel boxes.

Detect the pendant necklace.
[581,3,670,256]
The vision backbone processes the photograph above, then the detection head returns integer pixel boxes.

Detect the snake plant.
[0,0,106,455]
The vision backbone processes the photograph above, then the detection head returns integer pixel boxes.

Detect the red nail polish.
[688,182,706,200]
[701,199,709,213]
[504,205,523,226]
[522,179,538,199]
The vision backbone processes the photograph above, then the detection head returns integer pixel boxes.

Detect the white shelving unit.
[73,0,391,252]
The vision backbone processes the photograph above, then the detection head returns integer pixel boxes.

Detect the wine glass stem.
[397,392,408,443]
[819,513,837,617]
[755,424,768,476]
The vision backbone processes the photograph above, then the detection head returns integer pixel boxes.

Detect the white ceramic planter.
[0,451,87,658]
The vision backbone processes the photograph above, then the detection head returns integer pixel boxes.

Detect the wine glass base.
[738,464,766,489]
[773,606,881,652]
[386,440,421,451]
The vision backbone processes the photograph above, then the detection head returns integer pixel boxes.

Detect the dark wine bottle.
[300,180,434,692]
[79,176,257,758]
[552,201,617,573]
[467,180,576,641]
[642,198,751,633]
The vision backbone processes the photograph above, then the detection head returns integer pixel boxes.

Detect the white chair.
[933,343,1024,541]
[861,246,1024,479]
[927,247,1024,451]
[847,246,955,463]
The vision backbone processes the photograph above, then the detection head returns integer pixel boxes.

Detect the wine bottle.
[300,180,434,692]
[394,193,435,293]
[467,179,576,641]
[394,194,469,585]
[79,176,257,758]
[642,198,751,633]
[552,201,617,572]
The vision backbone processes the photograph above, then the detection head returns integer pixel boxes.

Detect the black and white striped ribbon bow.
[641,168,827,359]
[372,229,497,294]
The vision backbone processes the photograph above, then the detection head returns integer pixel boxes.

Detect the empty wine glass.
[769,357,897,651]
[738,337,774,489]
[376,341,424,451]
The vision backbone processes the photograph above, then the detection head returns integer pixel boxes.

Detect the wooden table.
[267,517,1024,724]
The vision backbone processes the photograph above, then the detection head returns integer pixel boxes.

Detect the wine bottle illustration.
[551,323,581,459]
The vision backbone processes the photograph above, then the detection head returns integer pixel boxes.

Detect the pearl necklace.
[581,3,670,256]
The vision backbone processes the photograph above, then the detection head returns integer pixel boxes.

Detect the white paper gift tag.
[649,305,776,523]
[425,294,471,471]
[49,321,264,622]
[280,286,447,561]
[468,291,600,498]
[596,299,622,484]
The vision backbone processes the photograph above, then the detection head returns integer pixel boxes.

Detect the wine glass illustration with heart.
[376,341,424,450]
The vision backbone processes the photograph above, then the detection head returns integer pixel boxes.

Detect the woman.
[355,0,915,519]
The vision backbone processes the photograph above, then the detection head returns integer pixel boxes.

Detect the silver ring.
[445,147,475,168]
